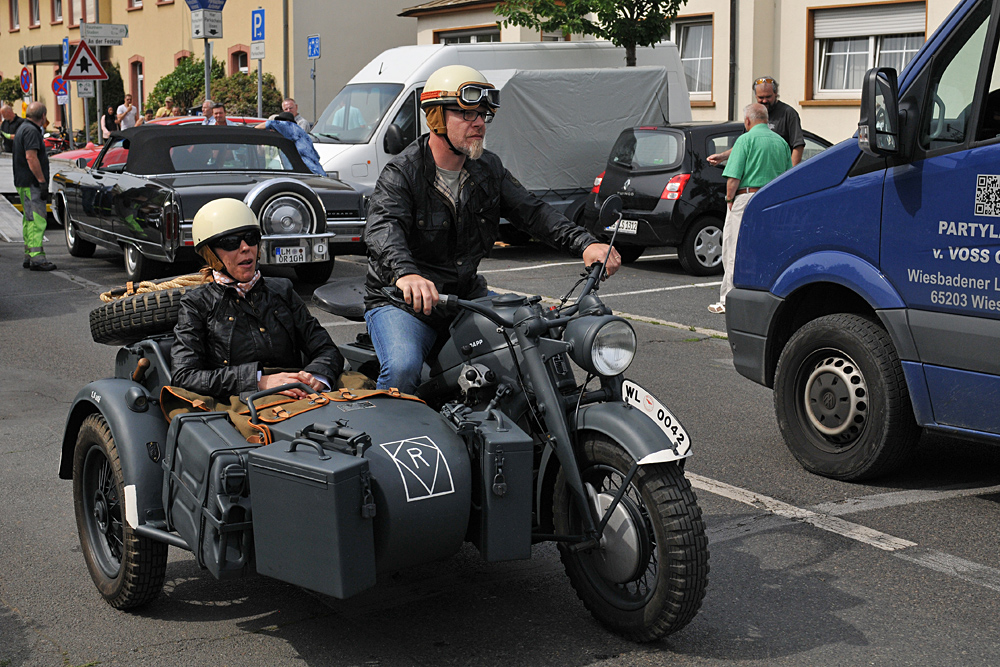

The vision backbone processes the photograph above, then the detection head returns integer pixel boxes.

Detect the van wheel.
[678,217,723,276]
[73,414,168,608]
[773,313,920,480]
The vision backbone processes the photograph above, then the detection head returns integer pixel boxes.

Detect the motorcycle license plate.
[605,219,638,234]
[275,247,306,264]
[622,379,690,455]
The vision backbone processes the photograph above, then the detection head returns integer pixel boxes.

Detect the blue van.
[726,0,1000,481]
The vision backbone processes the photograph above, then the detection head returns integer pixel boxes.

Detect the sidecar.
[60,335,536,608]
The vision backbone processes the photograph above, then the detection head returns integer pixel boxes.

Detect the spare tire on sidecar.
[90,275,207,346]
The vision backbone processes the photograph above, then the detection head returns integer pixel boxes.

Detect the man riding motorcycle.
[363,64,622,393]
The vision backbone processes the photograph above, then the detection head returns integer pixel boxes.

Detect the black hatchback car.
[580,122,832,275]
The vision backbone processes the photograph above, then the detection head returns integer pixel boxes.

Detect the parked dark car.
[580,122,832,275]
[51,125,366,283]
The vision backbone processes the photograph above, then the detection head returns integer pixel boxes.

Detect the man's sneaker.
[22,256,30,268]
[28,258,56,271]
[708,302,725,314]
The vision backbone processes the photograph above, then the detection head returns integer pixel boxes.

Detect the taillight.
[661,173,691,200]
[592,171,605,194]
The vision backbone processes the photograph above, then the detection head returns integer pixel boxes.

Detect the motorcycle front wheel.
[553,432,709,641]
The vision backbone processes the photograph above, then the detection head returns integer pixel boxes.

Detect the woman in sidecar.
[170,198,345,401]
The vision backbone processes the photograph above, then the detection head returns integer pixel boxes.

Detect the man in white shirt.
[282,98,312,132]
[116,94,138,129]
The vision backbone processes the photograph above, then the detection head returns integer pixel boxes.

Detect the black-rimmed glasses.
[213,228,262,251]
[447,107,494,124]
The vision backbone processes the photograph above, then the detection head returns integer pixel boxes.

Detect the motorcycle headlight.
[565,316,636,377]
[259,194,314,235]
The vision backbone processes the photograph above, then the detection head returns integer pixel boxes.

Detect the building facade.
[0,0,415,134]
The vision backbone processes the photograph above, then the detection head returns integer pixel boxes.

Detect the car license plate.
[605,219,638,234]
[275,247,306,264]
[622,379,691,455]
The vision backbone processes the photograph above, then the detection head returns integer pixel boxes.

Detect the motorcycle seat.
[312,277,366,322]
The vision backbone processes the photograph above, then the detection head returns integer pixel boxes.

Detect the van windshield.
[312,83,404,144]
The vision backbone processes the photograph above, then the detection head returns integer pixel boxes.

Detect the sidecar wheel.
[553,433,709,641]
[73,414,168,609]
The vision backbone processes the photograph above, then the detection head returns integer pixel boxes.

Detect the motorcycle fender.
[60,379,169,529]
[576,401,692,465]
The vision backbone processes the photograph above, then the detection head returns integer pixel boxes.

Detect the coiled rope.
[99,274,209,303]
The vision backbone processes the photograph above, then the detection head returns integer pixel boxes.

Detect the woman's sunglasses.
[213,228,262,252]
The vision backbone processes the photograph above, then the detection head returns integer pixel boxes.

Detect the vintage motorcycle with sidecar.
[60,197,708,641]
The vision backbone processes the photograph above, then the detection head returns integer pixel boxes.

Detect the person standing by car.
[117,94,138,130]
[171,198,345,400]
[708,103,791,314]
[101,106,118,141]
[200,98,215,124]
[13,102,55,271]
[708,76,805,167]
[282,98,312,132]
[155,96,175,118]
[363,65,620,393]
[1,104,25,154]
[255,112,325,176]
[207,103,238,126]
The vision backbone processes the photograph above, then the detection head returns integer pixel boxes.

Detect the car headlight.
[259,194,313,235]
[565,316,636,377]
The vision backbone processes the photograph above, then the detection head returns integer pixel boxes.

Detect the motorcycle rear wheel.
[553,432,709,641]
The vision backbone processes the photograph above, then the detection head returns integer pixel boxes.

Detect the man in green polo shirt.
[709,103,791,314]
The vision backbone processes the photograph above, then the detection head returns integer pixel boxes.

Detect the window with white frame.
[10,0,19,29]
[813,2,924,99]
[437,27,500,44]
[673,19,712,100]
[30,0,39,26]
[541,29,568,41]
[52,0,62,22]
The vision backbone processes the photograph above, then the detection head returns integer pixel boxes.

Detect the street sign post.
[252,8,265,118]
[80,23,129,46]
[20,68,31,95]
[191,9,223,38]
[63,41,109,81]
[77,81,94,98]
[62,38,70,66]
[307,35,320,122]
[52,77,68,105]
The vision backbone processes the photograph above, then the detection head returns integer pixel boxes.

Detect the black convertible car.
[52,125,366,283]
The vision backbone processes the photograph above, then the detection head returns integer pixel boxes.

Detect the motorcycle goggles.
[422,82,500,110]
[212,228,262,252]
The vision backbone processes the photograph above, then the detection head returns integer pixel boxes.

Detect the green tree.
[0,78,23,105]
[495,0,688,66]
[206,71,283,118]
[146,56,225,113]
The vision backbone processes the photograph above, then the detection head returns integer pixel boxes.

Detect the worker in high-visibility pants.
[12,101,55,271]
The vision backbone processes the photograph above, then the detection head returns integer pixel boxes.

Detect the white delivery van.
[312,41,691,229]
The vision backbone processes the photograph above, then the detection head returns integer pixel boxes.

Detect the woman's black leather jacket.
[171,276,343,397]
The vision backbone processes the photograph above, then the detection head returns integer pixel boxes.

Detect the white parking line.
[601,281,721,298]
[812,483,1000,516]
[478,252,680,275]
[690,473,1000,593]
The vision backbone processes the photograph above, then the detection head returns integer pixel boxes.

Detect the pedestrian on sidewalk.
[13,102,55,271]
[1,104,25,154]
[709,103,790,314]
[117,94,138,130]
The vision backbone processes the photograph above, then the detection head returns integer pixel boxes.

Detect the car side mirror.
[383,124,406,156]
[859,67,900,157]
[75,157,89,169]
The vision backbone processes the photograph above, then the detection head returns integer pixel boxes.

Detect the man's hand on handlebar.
[396,274,440,316]
[583,243,622,279]
[258,371,325,399]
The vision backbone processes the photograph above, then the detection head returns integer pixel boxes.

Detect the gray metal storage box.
[248,439,376,599]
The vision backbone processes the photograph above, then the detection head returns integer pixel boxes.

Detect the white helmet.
[420,65,498,135]
[192,198,260,250]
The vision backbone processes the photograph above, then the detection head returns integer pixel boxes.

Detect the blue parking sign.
[251,8,265,42]
[307,34,321,60]
[63,37,69,66]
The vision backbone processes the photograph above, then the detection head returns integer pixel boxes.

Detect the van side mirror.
[858,67,900,156]
[383,124,406,155]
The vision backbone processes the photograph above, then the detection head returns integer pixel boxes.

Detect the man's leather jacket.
[364,135,598,319]
[171,276,343,397]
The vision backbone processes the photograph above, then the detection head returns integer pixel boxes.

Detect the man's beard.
[459,137,484,160]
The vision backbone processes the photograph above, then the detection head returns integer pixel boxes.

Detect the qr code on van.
[975,174,1000,217]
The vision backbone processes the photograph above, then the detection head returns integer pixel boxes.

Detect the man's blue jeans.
[364,305,439,394]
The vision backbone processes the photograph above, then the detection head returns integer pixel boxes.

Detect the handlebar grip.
[246,382,314,423]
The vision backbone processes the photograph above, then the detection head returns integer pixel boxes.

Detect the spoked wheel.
[553,433,709,641]
[73,414,167,608]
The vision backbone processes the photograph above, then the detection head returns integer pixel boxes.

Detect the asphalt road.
[3,234,1000,666]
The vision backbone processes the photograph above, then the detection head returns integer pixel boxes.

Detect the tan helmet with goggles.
[420,65,499,135]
